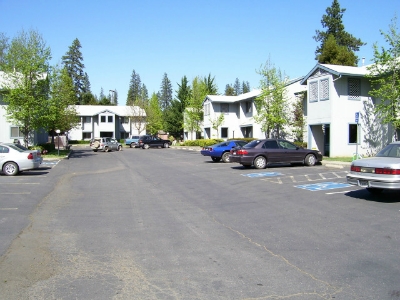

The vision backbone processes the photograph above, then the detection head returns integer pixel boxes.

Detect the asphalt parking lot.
[1,146,399,299]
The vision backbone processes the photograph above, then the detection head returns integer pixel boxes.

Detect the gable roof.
[203,89,261,105]
[300,63,371,85]
[74,105,146,117]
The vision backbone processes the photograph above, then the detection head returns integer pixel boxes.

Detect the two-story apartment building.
[197,62,394,157]
[201,78,307,141]
[68,105,146,141]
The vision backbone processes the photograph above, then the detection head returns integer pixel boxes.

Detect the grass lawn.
[323,156,353,162]
[42,149,70,159]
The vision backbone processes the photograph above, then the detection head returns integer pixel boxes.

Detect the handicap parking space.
[237,166,358,194]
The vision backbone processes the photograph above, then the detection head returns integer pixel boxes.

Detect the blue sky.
[1,0,398,104]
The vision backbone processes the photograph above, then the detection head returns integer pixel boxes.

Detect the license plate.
[358,180,369,187]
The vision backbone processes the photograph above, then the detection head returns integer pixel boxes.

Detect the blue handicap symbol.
[295,182,351,191]
[242,172,283,178]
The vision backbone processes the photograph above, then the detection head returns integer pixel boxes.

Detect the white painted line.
[0,183,40,185]
[0,208,18,210]
[326,190,352,195]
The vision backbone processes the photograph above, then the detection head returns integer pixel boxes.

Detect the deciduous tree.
[2,29,51,146]
[367,16,400,139]
[254,58,289,138]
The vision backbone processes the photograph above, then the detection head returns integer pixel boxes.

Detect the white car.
[346,141,400,194]
[0,143,43,176]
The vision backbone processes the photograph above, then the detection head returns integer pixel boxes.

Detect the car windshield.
[243,140,262,149]
[376,143,400,158]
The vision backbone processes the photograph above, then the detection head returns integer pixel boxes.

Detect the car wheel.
[242,164,252,168]
[93,149,98,152]
[143,144,150,149]
[130,143,134,148]
[254,156,267,169]
[163,142,169,148]
[118,145,122,151]
[366,188,384,194]
[3,162,19,176]
[211,157,221,162]
[222,152,230,163]
[304,154,316,166]
[104,147,109,152]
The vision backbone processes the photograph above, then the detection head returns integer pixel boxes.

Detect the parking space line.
[0,208,18,210]
[326,190,352,195]
[0,183,40,185]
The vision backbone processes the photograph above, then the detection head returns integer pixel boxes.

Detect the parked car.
[0,143,43,176]
[90,137,122,152]
[346,141,400,194]
[201,140,249,163]
[138,135,171,149]
[125,135,140,148]
[229,139,322,169]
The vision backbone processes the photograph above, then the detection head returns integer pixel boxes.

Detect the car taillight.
[375,168,400,175]
[351,165,361,172]
[27,153,34,159]
[237,149,248,155]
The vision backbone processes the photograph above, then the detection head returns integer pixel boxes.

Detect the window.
[245,101,252,113]
[348,124,358,144]
[10,126,23,138]
[100,116,106,122]
[348,78,361,100]
[319,79,329,100]
[221,128,228,138]
[309,81,318,102]
[204,103,210,116]
[82,132,91,140]
[0,146,9,153]
[221,103,229,114]
[309,78,329,102]
[121,117,129,123]
[262,140,279,149]
[83,116,91,123]
[108,116,113,122]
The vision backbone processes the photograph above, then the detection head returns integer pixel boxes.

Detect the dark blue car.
[201,140,248,163]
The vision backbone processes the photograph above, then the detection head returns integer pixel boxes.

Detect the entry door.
[324,125,330,157]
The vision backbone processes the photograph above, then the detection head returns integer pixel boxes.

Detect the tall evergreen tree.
[313,0,365,65]
[317,34,358,65]
[126,69,142,105]
[176,76,191,109]
[225,84,235,96]
[62,38,86,104]
[158,72,173,110]
[233,78,241,95]
[203,73,218,94]
[242,81,250,93]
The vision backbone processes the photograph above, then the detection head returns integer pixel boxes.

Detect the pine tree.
[158,72,173,111]
[62,38,86,104]
[233,78,241,95]
[126,69,142,105]
[313,0,365,65]
[242,81,250,93]
[225,84,235,96]
[176,76,191,109]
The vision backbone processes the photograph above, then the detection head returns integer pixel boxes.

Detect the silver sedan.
[347,141,400,194]
[0,143,43,176]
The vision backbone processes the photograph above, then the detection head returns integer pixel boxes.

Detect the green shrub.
[69,140,90,145]
[293,141,307,148]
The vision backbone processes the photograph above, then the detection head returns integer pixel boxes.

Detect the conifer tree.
[62,38,87,104]
[313,0,365,65]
